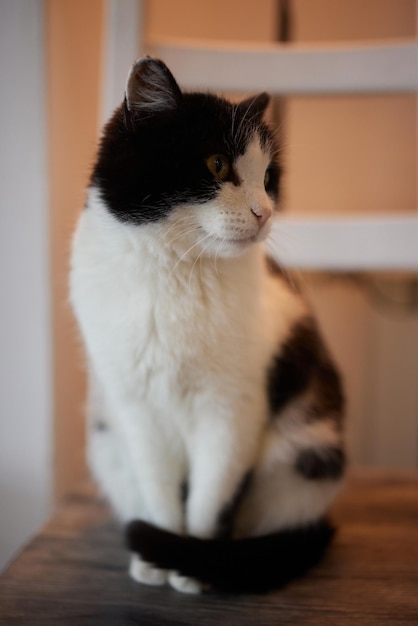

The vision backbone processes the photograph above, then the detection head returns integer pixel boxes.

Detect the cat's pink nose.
[251,206,272,229]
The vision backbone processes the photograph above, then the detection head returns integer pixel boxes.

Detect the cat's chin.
[202,235,257,259]
[205,229,270,258]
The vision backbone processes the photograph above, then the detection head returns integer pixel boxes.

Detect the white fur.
[69,137,343,592]
[235,402,343,536]
[129,554,168,586]
[167,571,203,595]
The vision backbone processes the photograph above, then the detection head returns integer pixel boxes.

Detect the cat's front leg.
[123,420,185,534]
[110,404,191,588]
[185,407,262,539]
[126,440,187,590]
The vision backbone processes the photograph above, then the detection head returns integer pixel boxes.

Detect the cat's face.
[92,57,280,258]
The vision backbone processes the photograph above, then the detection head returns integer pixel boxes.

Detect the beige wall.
[47,0,105,499]
[284,0,417,216]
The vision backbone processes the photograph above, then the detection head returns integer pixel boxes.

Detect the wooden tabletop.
[1,472,417,625]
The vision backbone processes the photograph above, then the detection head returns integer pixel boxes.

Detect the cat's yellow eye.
[206,154,230,181]
[264,169,270,188]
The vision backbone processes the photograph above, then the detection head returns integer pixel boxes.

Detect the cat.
[69,56,345,594]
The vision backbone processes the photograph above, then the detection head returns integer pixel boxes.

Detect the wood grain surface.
[1,472,417,625]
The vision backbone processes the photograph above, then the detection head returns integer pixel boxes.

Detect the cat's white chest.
[70,190,270,416]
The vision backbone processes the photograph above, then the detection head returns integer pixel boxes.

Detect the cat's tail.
[125,518,335,593]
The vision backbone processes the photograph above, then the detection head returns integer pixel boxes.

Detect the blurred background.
[1,0,417,571]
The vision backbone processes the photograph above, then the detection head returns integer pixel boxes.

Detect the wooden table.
[1,473,417,625]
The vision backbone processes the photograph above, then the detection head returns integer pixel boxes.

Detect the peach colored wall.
[284,0,417,216]
[291,0,416,41]
[146,0,279,42]
[46,0,105,499]
[284,94,417,216]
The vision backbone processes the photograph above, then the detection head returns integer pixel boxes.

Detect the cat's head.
[92,57,280,258]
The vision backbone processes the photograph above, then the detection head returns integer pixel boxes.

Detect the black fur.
[90,60,280,226]
[296,447,346,480]
[126,518,335,594]
[267,318,344,419]
[216,470,253,539]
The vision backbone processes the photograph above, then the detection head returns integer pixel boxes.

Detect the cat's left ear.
[238,92,271,122]
[124,56,182,118]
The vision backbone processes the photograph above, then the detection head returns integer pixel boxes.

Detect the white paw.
[168,571,203,594]
[129,553,168,586]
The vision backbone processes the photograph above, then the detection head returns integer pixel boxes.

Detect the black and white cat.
[70,57,345,594]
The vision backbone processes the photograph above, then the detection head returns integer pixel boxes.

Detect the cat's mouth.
[199,229,262,257]
[227,229,271,246]
[213,231,259,245]
[208,235,256,252]
[227,236,256,246]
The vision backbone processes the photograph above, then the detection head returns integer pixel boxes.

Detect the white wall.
[0,0,52,571]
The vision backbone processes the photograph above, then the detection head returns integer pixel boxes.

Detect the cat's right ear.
[124,57,182,121]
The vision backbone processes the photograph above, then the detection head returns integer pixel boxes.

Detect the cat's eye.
[206,154,230,181]
[264,169,270,188]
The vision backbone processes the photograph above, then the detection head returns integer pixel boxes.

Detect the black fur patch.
[125,518,335,594]
[91,88,280,225]
[296,447,346,480]
[216,470,253,539]
[267,318,344,419]
[180,480,188,505]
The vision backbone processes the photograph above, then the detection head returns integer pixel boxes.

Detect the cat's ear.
[238,92,271,122]
[124,57,182,118]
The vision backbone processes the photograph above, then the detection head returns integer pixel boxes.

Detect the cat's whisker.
[164,225,200,248]
[187,239,205,287]
[271,113,289,140]
[209,247,218,277]
[163,216,193,231]
[231,102,238,140]
[188,235,216,290]
[234,96,259,142]
[164,216,195,233]
[161,215,200,244]
[170,232,213,274]
[199,244,210,279]
[214,234,228,276]
[268,224,310,292]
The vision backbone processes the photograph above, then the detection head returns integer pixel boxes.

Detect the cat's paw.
[168,571,203,594]
[129,553,168,586]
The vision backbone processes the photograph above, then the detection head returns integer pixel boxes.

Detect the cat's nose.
[251,206,272,229]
